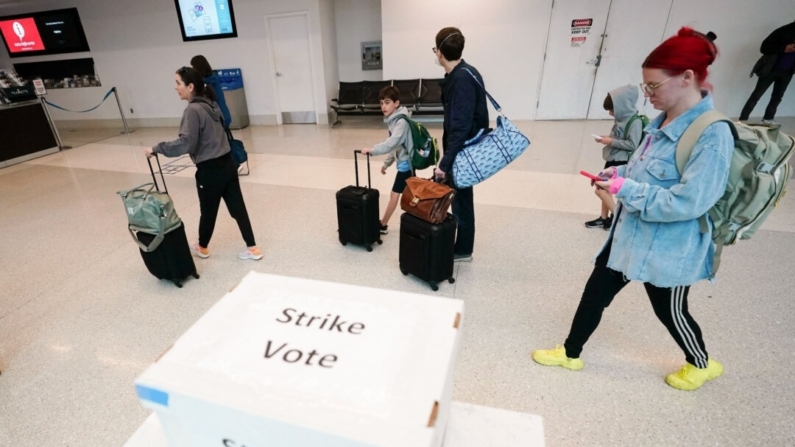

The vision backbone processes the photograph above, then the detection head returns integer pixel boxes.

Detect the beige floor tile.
[1,120,794,447]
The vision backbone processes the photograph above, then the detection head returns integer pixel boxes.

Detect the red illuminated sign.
[0,18,45,53]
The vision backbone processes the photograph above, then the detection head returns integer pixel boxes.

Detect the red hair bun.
[643,27,719,83]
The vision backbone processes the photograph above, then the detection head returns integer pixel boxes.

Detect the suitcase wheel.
[173,279,183,288]
[429,282,439,292]
[448,278,455,284]
[377,239,383,245]
[339,238,348,246]
[192,272,200,279]
[366,244,373,252]
[400,267,408,276]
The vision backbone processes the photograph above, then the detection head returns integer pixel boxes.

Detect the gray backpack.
[676,111,794,277]
[118,183,182,252]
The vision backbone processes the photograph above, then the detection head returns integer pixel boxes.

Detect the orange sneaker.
[239,246,263,260]
[190,243,210,259]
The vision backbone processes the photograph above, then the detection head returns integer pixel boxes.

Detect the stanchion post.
[40,96,68,150]
[113,87,131,135]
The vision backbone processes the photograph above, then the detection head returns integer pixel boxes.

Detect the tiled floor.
[1,118,794,447]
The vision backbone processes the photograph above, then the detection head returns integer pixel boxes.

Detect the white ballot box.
[134,272,464,447]
[124,403,547,447]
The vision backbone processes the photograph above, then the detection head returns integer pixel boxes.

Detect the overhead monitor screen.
[174,0,238,42]
[0,8,91,58]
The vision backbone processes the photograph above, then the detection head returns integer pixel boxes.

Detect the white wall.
[0,0,336,125]
[2,0,793,125]
[334,0,383,82]
[318,0,340,112]
[381,0,552,121]
[664,0,795,119]
[381,0,795,121]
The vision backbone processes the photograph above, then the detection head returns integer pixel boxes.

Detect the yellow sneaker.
[531,345,584,371]
[665,359,723,391]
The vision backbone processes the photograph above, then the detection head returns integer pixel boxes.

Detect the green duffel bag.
[118,183,182,252]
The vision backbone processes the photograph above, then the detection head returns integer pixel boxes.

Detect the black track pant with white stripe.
[563,241,709,369]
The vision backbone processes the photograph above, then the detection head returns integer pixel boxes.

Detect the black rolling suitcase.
[336,150,382,252]
[131,156,199,288]
[136,222,198,288]
[399,212,456,291]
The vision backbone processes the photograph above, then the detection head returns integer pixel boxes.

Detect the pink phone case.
[580,170,603,181]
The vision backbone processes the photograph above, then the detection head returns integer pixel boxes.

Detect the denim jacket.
[601,94,734,288]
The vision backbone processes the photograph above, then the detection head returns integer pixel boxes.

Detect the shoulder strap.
[674,110,737,235]
[219,115,235,142]
[624,114,639,137]
[674,110,736,175]
[462,68,502,115]
[395,115,416,147]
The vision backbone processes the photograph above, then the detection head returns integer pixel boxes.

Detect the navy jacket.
[761,21,795,74]
[439,60,489,173]
[761,21,795,55]
[204,74,233,127]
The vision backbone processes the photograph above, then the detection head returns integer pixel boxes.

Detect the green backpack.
[676,111,794,277]
[397,116,440,170]
[624,114,650,158]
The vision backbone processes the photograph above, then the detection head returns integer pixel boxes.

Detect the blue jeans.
[451,186,475,256]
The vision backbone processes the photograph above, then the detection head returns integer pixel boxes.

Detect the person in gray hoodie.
[144,66,261,261]
[362,86,413,235]
[190,55,233,129]
[586,84,644,230]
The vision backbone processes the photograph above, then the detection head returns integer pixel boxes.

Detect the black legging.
[564,230,709,368]
[195,153,256,248]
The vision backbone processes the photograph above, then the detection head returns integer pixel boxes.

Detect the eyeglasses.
[640,76,676,95]
[432,47,438,53]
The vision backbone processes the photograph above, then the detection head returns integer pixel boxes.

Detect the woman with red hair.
[533,28,733,391]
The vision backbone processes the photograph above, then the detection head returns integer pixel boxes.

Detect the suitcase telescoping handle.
[353,149,372,189]
[146,153,168,194]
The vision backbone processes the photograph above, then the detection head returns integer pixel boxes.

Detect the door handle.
[586,54,603,67]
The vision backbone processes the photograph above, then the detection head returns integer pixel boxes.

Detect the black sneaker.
[603,216,613,230]
[584,217,606,229]
[380,224,388,235]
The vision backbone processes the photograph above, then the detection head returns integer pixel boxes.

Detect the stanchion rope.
[43,88,116,113]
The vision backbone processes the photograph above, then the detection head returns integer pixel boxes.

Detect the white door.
[535,0,611,120]
[267,14,316,124]
[586,0,674,119]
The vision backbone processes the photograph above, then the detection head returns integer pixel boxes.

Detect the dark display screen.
[0,8,90,58]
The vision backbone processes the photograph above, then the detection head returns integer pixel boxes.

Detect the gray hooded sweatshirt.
[603,84,643,162]
[153,96,230,165]
[370,106,413,172]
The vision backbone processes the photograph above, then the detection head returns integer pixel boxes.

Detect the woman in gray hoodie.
[145,67,261,261]
[586,84,644,230]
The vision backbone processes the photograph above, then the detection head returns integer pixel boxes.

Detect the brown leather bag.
[400,177,456,224]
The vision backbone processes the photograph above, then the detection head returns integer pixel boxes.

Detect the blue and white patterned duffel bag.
[452,69,531,189]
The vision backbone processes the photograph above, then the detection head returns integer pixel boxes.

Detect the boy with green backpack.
[362,86,439,235]
[586,84,647,230]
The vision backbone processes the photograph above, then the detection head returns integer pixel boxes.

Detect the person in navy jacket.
[433,27,489,262]
[191,55,233,129]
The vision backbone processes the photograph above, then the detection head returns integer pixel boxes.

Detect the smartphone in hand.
[580,170,605,181]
